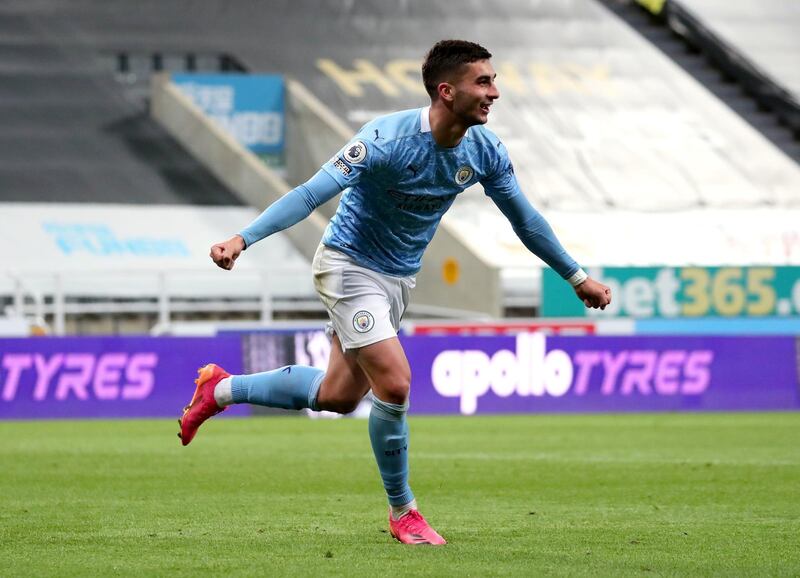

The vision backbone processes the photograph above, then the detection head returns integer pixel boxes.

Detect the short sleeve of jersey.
[480,140,521,201]
[321,134,386,189]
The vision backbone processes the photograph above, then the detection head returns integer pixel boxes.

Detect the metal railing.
[3,268,320,336]
[3,267,493,336]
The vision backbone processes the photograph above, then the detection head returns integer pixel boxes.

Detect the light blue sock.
[369,396,414,507]
[231,366,323,411]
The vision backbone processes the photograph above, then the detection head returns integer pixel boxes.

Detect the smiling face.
[442,59,500,126]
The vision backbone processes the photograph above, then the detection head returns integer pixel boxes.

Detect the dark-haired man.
[179,40,611,545]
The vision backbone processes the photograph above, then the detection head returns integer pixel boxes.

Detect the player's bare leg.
[356,337,446,545]
[315,333,371,413]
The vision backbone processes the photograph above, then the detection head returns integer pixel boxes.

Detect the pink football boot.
[178,364,229,446]
[388,509,447,545]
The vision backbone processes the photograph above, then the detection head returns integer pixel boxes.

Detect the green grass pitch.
[1,413,798,576]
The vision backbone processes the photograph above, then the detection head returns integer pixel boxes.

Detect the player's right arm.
[210,130,381,271]
[210,169,342,270]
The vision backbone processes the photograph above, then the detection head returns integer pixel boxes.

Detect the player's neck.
[428,102,468,148]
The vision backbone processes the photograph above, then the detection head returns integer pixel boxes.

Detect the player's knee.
[379,374,410,405]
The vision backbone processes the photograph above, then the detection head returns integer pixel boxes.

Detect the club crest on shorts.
[343,140,367,164]
[454,165,474,185]
[353,310,375,333]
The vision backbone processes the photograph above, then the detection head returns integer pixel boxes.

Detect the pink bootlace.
[399,510,430,533]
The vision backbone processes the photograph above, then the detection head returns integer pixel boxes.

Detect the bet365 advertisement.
[542,266,800,318]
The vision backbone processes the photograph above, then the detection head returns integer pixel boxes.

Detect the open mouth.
[480,103,492,114]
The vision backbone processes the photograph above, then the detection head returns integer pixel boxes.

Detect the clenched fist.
[574,277,611,310]
[210,235,246,270]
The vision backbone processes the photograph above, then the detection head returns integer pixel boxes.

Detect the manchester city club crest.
[454,165,474,185]
[353,310,375,333]
[343,140,367,164]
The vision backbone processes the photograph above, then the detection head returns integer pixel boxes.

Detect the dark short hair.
[422,40,492,99]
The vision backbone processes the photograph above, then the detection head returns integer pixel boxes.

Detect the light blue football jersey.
[320,107,519,277]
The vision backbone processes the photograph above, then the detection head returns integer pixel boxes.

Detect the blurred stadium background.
[1,0,799,574]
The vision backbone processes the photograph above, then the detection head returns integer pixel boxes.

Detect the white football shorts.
[312,243,415,351]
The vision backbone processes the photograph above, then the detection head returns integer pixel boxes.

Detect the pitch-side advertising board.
[1,334,797,418]
[542,266,800,319]
[402,334,799,415]
[0,337,247,419]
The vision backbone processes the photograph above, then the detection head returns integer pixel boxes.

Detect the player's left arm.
[482,148,610,309]
[491,193,610,309]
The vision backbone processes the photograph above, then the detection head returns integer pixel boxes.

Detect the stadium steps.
[596,0,800,165]
[676,0,800,106]
[0,11,241,205]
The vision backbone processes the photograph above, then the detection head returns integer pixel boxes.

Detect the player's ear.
[438,82,455,103]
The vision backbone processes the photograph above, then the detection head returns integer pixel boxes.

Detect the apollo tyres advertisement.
[402,333,799,415]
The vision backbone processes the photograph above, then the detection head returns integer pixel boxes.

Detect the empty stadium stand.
[7,0,797,204]
[0,7,241,205]
[668,0,799,127]
[600,0,799,160]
